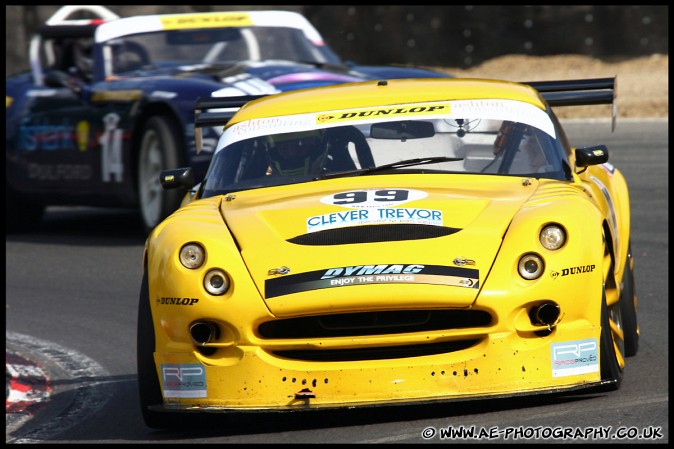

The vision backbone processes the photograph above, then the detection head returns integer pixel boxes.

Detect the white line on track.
[6,331,112,444]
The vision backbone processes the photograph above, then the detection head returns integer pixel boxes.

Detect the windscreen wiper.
[317,156,463,180]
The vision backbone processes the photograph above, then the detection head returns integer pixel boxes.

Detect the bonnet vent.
[288,224,460,246]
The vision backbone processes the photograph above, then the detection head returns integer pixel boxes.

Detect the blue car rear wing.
[525,77,617,131]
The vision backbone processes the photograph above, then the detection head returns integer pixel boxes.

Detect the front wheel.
[600,286,625,390]
[137,116,185,235]
[619,243,639,357]
[137,270,216,429]
[137,270,192,429]
[137,270,165,428]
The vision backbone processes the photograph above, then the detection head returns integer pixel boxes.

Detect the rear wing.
[524,77,617,131]
[194,95,269,154]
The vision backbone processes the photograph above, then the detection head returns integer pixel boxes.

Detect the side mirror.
[575,145,609,168]
[160,167,195,190]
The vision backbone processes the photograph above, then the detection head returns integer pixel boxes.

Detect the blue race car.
[6,5,450,233]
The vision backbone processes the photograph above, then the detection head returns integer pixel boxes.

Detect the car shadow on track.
[5,206,147,246]
[133,391,604,441]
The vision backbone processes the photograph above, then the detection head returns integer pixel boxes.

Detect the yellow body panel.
[141,77,632,415]
[228,78,547,126]
[146,175,608,409]
[157,322,600,409]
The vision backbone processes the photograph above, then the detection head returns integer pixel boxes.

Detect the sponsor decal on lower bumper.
[550,338,599,377]
[161,363,207,398]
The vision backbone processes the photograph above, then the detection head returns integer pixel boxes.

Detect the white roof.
[94,10,325,45]
[45,5,119,25]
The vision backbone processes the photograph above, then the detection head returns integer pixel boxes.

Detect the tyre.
[619,243,639,357]
[137,270,165,428]
[599,286,624,390]
[137,116,185,235]
[137,270,191,429]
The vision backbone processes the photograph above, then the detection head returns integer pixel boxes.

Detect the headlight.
[179,243,205,269]
[540,224,566,250]
[518,253,545,280]
[204,269,230,295]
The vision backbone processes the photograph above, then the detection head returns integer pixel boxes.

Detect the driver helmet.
[268,131,323,176]
[73,38,94,79]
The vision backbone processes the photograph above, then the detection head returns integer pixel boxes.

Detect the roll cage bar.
[29,5,119,86]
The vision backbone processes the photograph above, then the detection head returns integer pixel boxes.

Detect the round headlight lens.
[179,243,205,269]
[518,253,545,280]
[204,269,230,296]
[540,224,566,250]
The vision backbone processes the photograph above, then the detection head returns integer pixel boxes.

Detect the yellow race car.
[137,77,638,428]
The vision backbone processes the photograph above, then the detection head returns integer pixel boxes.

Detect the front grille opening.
[288,224,461,245]
[272,339,481,362]
[258,310,492,339]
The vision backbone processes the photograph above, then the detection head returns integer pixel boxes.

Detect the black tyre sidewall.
[600,287,624,390]
[137,270,169,428]
[619,244,639,357]
[137,269,200,429]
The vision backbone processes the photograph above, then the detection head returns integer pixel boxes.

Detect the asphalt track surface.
[6,119,668,443]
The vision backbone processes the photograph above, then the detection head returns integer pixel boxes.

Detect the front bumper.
[152,323,604,411]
